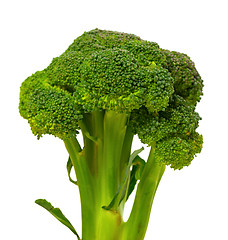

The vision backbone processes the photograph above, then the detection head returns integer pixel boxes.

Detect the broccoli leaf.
[102,147,144,211]
[35,199,80,239]
[67,156,77,185]
[127,155,146,200]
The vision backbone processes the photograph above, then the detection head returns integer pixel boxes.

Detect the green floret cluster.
[154,133,203,169]
[46,51,84,92]
[130,95,203,169]
[65,29,141,54]
[19,29,176,138]
[19,71,82,139]
[19,28,203,168]
[74,48,173,112]
[163,50,203,105]
[123,40,168,67]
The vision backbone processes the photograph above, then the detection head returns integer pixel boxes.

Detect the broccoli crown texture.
[19,28,203,169]
[130,95,203,169]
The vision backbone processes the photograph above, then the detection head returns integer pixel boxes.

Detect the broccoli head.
[19,29,202,168]
[19,28,203,240]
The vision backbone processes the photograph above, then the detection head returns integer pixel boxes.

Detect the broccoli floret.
[19,29,203,240]
[130,95,203,169]
[74,48,173,113]
[155,133,203,169]
[19,71,82,139]
[46,51,84,92]
[162,49,203,105]
[65,28,141,54]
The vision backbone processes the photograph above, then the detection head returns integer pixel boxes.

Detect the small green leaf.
[67,156,77,185]
[127,155,146,200]
[102,147,144,211]
[35,199,80,240]
[133,156,146,180]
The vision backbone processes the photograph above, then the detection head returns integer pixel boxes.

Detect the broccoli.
[19,29,203,240]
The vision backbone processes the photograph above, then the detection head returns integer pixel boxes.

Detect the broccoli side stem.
[64,136,98,239]
[123,143,166,240]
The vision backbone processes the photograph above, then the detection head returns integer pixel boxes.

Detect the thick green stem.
[65,113,164,240]
[102,111,129,205]
[124,143,166,240]
[65,110,134,240]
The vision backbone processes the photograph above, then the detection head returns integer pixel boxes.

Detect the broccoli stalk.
[64,111,165,240]
[19,29,203,240]
[64,111,129,239]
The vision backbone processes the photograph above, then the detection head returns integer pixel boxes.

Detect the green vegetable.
[35,199,80,239]
[19,29,203,240]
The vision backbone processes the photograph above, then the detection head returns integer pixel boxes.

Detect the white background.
[1,0,228,239]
